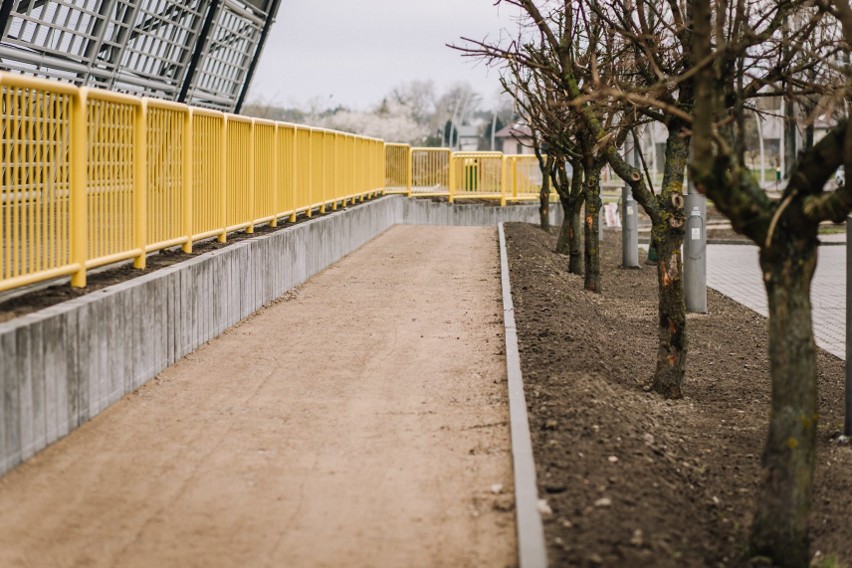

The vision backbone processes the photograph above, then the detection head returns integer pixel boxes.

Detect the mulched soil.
[504,222,852,567]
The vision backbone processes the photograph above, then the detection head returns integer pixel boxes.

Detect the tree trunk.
[568,203,583,275]
[749,238,818,567]
[556,196,583,274]
[651,229,687,398]
[556,198,571,254]
[539,194,551,232]
[539,156,553,232]
[650,127,689,399]
[583,166,602,293]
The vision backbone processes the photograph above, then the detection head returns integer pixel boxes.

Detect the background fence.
[387,147,545,205]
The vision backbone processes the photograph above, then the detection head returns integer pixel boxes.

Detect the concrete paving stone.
[707,244,846,360]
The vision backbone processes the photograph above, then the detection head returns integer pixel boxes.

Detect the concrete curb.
[498,223,548,568]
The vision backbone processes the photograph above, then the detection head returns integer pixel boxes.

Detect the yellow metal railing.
[382,146,547,206]
[0,72,551,295]
[0,72,385,293]
[505,155,546,203]
[450,152,504,204]
[409,147,451,197]
[384,143,410,195]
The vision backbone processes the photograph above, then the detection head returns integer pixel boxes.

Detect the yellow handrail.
[0,73,387,293]
[0,71,547,295]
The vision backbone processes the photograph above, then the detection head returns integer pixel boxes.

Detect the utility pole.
[684,141,707,313]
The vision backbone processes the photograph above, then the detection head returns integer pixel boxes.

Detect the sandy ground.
[0,225,516,568]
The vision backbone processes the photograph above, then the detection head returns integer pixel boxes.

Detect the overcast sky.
[244,0,521,110]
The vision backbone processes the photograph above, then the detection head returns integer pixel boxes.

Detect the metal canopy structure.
[0,0,281,112]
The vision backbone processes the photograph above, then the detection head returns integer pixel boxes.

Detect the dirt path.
[0,225,516,568]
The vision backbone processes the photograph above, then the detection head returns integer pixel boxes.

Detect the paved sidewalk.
[707,244,845,359]
[0,225,516,568]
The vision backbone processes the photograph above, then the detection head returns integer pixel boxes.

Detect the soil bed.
[504,222,852,567]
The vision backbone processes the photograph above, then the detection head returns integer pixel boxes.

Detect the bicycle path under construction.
[0,225,517,568]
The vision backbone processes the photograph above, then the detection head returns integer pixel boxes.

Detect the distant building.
[495,123,535,155]
[456,125,481,151]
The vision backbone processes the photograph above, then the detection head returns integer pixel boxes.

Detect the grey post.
[846,215,852,435]
[683,170,707,313]
[622,133,639,267]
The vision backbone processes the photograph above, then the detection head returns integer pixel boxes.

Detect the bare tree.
[461,0,695,396]
[690,0,849,564]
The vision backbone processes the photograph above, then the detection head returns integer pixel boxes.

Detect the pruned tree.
[457,0,639,292]
[461,0,695,397]
[554,156,586,274]
[501,45,587,273]
[689,0,850,564]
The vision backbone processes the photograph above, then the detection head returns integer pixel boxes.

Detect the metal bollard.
[684,193,707,313]
[622,186,639,267]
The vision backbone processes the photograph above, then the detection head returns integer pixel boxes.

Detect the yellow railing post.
[270,124,279,227]
[289,126,297,223]
[406,146,413,198]
[182,108,194,253]
[332,133,339,211]
[69,88,88,288]
[247,119,255,234]
[305,128,313,218]
[319,131,327,214]
[513,156,519,200]
[448,151,455,204]
[133,99,148,268]
[500,155,507,207]
[218,114,228,243]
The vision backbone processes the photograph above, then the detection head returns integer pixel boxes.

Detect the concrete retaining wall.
[402,198,563,227]
[0,195,557,475]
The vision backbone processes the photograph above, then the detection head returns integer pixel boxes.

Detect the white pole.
[754,110,766,186]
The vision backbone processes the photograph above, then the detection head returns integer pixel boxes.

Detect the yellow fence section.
[145,99,189,255]
[385,145,548,205]
[450,152,504,204]
[0,72,385,293]
[0,73,552,295]
[384,143,410,195]
[505,155,546,202]
[410,148,451,197]
[190,108,226,245]
[1,75,82,290]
